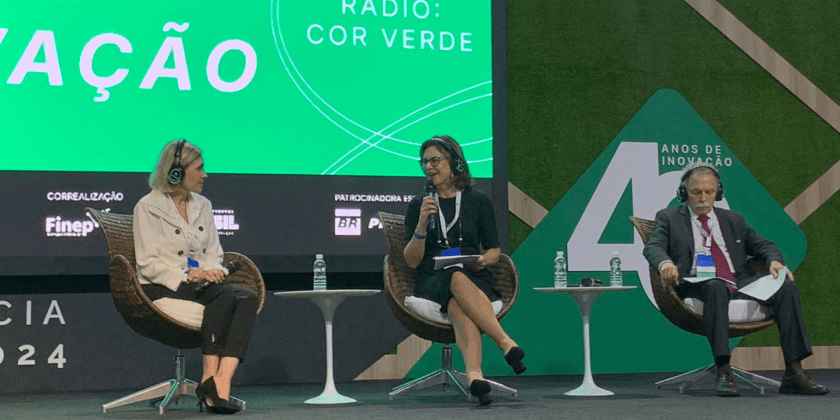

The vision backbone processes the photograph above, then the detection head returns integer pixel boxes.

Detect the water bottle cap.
[556,251,564,257]
[316,254,324,259]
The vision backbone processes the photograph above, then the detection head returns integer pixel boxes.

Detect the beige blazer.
[133,189,227,292]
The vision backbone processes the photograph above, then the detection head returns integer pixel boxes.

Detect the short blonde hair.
[148,140,202,192]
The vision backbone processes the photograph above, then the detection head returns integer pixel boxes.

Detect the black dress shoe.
[779,368,829,395]
[504,346,527,375]
[196,377,214,400]
[197,377,242,414]
[716,371,740,397]
[469,379,493,406]
[196,377,211,412]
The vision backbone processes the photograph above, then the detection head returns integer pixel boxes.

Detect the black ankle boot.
[469,379,493,406]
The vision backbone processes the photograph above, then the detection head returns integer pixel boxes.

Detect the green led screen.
[0,0,493,176]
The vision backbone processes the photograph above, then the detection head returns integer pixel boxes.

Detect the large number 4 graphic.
[566,142,729,308]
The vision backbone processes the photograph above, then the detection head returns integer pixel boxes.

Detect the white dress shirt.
[687,207,736,276]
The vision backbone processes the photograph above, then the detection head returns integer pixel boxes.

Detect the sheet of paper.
[433,254,480,270]
[737,267,787,301]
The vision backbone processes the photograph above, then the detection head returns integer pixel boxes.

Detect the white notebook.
[433,255,480,270]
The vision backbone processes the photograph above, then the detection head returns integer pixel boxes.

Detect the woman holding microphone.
[403,135,526,406]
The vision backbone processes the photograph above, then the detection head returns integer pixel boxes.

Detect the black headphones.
[677,163,724,202]
[168,139,186,185]
[428,137,467,174]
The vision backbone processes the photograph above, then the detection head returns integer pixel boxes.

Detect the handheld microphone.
[194,260,242,293]
[424,179,436,232]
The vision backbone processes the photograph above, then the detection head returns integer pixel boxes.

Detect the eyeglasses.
[420,157,446,167]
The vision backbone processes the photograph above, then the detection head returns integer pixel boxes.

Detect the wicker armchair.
[378,211,519,400]
[86,208,266,414]
[630,216,779,393]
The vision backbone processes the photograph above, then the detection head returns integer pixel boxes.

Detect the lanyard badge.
[434,190,463,249]
[441,247,461,257]
[695,254,715,278]
[185,257,199,274]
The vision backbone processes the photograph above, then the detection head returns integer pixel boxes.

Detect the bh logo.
[213,209,239,236]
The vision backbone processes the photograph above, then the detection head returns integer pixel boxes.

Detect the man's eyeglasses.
[420,157,446,167]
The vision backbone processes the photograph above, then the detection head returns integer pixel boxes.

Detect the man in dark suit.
[643,162,827,397]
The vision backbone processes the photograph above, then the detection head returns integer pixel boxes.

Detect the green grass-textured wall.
[507,0,840,347]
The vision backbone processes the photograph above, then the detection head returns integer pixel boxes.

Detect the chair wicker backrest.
[91,209,138,268]
[629,216,774,338]
[87,207,266,349]
[378,211,519,344]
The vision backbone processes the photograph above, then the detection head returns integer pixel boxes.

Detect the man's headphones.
[168,139,187,185]
[429,137,467,174]
[677,162,724,202]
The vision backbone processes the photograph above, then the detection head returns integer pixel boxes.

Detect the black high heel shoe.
[198,377,242,415]
[504,346,527,375]
[196,377,211,412]
[469,379,493,406]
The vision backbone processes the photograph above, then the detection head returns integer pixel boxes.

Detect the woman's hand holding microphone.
[416,195,438,236]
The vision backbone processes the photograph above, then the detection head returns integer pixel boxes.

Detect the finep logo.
[45,212,99,237]
[213,209,239,236]
[335,208,362,236]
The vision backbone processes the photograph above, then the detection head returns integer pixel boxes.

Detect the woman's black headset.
[677,162,724,202]
[167,139,187,185]
[428,136,467,174]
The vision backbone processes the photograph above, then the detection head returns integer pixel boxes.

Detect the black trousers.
[678,278,812,364]
[143,282,259,362]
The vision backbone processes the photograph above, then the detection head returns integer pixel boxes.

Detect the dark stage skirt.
[414,266,501,313]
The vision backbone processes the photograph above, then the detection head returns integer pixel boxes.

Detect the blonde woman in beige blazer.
[134,139,256,415]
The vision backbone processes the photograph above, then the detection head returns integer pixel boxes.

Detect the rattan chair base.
[101,350,246,414]
[388,344,517,401]
[655,364,780,395]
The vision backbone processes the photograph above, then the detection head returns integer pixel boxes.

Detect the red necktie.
[698,215,736,292]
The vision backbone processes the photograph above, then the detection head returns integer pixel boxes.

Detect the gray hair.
[148,140,202,192]
[680,161,719,184]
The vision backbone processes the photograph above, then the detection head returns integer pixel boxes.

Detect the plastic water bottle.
[554,251,567,288]
[609,251,622,287]
[313,254,327,291]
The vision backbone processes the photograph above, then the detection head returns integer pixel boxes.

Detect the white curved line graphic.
[320,83,492,175]
[269,0,493,174]
[329,93,492,174]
